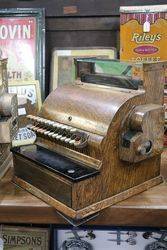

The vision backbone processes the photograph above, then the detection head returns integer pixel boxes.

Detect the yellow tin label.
[120,11,167,63]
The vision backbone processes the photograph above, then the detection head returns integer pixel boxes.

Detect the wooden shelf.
[0,151,166,227]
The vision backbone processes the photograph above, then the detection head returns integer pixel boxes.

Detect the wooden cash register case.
[12,61,166,220]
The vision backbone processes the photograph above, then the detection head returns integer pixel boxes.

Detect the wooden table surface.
[0,151,166,227]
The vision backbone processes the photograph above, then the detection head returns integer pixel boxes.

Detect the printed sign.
[8,80,42,127]
[0,17,36,82]
[0,9,45,99]
[120,5,167,63]
[9,84,37,106]
[12,127,36,147]
[2,226,49,250]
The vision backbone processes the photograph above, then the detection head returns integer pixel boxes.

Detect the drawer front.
[13,154,72,207]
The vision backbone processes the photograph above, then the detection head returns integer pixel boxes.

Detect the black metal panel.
[11,145,99,182]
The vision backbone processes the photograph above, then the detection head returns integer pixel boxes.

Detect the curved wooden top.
[40,84,142,136]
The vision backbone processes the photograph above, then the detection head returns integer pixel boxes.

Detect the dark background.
[0,0,166,94]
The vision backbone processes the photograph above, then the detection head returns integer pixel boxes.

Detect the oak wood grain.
[13,62,167,218]
[0,147,166,225]
[0,162,166,226]
[13,175,162,220]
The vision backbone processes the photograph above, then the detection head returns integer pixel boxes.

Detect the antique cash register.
[12,59,166,220]
[0,58,18,177]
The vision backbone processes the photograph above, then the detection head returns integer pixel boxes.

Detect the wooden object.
[13,175,162,220]
[13,61,166,220]
[0,59,18,177]
[0,163,167,226]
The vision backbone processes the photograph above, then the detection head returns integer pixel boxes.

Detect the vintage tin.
[120,5,167,63]
[2,226,49,249]
[120,5,167,146]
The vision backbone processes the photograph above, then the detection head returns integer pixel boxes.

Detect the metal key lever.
[27,115,89,148]
[69,132,89,148]
[69,134,77,145]
[37,128,47,134]
[60,135,68,142]
[48,131,55,137]
[27,125,41,132]
[52,133,59,138]
[32,126,41,132]
[27,123,49,135]
[27,115,80,134]
[26,124,34,130]
[74,137,88,149]
[65,137,71,143]
[56,134,62,140]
